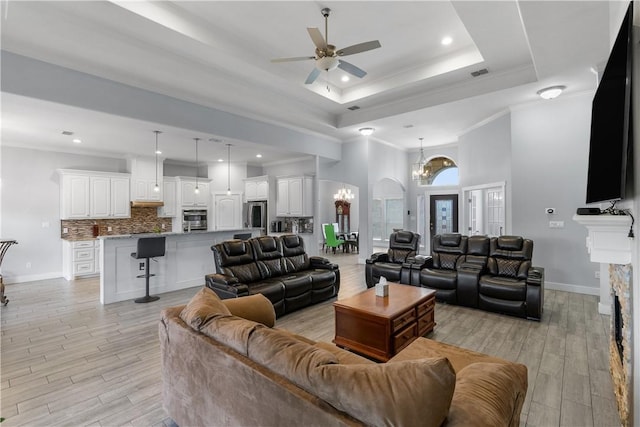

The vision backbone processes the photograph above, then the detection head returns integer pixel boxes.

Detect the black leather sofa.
[365,233,544,321]
[205,234,340,317]
[365,230,420,288]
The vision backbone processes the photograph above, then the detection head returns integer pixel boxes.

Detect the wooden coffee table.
[333,283,436,362]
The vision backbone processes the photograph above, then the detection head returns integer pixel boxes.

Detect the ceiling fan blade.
[338,60,367,78]
[307,27,327,50]
[271,56,315,63]
[305,68,321,84]
[336,40,381,56]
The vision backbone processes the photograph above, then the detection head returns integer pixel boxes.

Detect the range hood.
[131,201,164,208]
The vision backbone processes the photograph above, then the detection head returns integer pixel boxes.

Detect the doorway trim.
[461,181,507,237]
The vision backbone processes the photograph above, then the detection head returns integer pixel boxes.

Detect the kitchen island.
[99,229,261,304]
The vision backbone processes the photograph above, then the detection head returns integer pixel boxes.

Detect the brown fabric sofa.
[160,288,528,427]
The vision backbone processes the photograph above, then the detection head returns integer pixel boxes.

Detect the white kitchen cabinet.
[60,173,91,219]
[90,176,130,218]
[276,176,313,217]
[214,193,242,230]
[129,157,163,202]
[59,170,130,219]
[244,176,269,201]
[178,178,210,208]
[62,239,100,280]
[158,177,177,217]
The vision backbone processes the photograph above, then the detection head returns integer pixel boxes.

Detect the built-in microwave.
[183,209,207,232]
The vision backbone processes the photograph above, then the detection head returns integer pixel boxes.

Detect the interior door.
[429,194,459,244]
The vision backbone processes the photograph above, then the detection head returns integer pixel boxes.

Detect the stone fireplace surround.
[574,214,633,426]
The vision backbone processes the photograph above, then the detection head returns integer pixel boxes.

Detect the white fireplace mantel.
[573,214,633,265]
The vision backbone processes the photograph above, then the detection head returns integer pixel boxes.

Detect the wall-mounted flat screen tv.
[585,1,634,204]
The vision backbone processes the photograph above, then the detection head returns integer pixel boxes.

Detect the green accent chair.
[324,223,345,253]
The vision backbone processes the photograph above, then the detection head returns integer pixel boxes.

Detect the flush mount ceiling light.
[441,36,453,46]
[341,75,350,82]
[256,154,262,158]
[359,127,375,136]
[537,85,566,100]
[72,138,82,144]
[153,130,161,193]
[194,137,200,194]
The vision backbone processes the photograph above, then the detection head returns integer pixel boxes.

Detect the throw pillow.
[221,294,276,327]
[179,287,231,331]
[309,358,456,427]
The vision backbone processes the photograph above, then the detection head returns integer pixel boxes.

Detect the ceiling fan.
[271,8,381,85]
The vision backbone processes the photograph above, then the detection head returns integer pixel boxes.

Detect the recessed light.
[155,150,162,154]
[341,75,350,82]
[72,138,82,144]
[537,85,566,100]
[359,127,375,136]
[217,158,224,162]
[256,154,263,158]
[403,124,414,129]
[441,36,453,46]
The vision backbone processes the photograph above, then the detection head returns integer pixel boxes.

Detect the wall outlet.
[549,221,564,228]
[162,223,166,229]
[107,226,112,232]
[41,221,50,228]
[63,227,69,234]
[139,262,145,271]
[26,262,32,269]
[595,270,601,279]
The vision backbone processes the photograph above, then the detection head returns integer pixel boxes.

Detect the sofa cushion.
[313,341,375,365]
[309,358,456,427]
[447,362,527,427]
[307,269,336,289]
[281,274,312,297]
[200,315,265,356]
[247,327,337,391]
[179,287,231,330]
[221,294,276,327]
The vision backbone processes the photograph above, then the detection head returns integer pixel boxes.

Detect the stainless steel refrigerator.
[245,201,267,235]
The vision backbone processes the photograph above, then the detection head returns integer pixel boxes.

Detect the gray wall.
[511,93,598,292]
[1,146,126,282]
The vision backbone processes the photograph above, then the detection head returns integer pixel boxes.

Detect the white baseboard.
[5,272,63,284]
[544,281,599,296]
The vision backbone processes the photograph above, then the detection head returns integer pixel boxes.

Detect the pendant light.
[194,137,200,194]
[226,143,232,195]
[411,138,428,181]
[153,130,161,193]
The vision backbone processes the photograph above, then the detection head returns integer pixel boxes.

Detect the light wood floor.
[1,251,620,426]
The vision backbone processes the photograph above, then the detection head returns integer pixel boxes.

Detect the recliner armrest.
[527,267,544,286]
[403,255,432,269]
[458,262,483,272]
[366,252,389,264]
[309,256,338,271]
[205,273,249,297]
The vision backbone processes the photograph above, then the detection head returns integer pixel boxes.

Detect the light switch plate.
[549,221,564,228]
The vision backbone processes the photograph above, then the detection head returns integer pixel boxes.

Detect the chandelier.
[411,137,429,181]
[333,186,355,201]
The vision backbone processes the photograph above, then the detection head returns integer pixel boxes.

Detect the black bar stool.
[131,237,165,303]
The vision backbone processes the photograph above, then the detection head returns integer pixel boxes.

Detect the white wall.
[207,162,246,194]
[511,93,598,293]
[1,146,126,282]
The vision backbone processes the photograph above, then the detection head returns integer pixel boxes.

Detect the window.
[372,197,403,242]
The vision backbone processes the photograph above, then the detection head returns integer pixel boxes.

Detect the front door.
[429,194,459,245]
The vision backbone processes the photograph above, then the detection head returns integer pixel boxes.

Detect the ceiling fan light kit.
[271,7,381,84]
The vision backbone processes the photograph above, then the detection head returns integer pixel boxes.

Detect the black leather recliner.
[365,230,420,288]
[419,234,468,303]
[478,236,544,320]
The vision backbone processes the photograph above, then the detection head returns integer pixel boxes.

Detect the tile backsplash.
[61,208,173,240]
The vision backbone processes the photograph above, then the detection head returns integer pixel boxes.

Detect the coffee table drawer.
[394,324,417,354]
[417,311,435,336]
[392,309,416,333]
[416,297,434,317]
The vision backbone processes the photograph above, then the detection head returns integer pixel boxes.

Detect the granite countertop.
[98,228,260,240]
